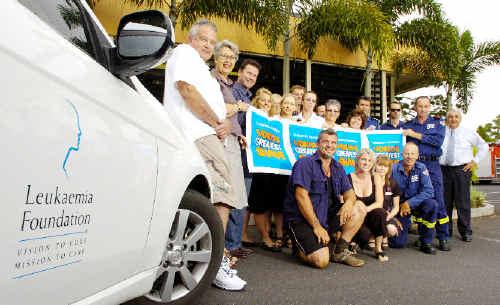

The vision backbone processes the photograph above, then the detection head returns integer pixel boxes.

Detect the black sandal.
[261,241,282,252]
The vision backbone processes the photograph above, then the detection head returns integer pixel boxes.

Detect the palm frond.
[122,0,172,8]
[296,0,394,60]
[178,0,289,50]
[396,18,460,80]
[466,41,500,74]
[370,0,442,22]
[392,48,443,85]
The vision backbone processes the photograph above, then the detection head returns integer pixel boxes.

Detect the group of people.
[163,19,490,291]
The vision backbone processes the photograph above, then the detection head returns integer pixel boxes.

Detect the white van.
[0,1,223,304]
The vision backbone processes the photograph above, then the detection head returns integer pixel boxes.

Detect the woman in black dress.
[349,148,388,262]
[373,155,402,248]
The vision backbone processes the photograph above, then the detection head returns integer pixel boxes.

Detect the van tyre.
[139,190,224,305]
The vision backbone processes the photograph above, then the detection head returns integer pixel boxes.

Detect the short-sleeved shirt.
[365,117,380,130]
[380,120,404,130]
[392,161,434,209]
[283,151,352,228]
[211,69,242,136]
[403,116,444,158]
[164,44,226,141]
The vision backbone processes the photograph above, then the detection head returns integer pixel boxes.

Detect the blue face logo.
[62,99,82,177]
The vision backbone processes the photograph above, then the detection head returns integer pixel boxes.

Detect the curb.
[452,203,495,219]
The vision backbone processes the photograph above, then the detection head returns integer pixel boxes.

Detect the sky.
[399,0,500,130]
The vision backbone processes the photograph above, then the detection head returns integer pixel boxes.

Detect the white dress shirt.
[440,125,489,166]
[293,112,325,128]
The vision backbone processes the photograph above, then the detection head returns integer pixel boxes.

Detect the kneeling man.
[283,129,366,268]
[390,142,438,254]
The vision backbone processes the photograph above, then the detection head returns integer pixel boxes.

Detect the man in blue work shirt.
[283,129,366,268]
[380,101,404,130]
[357,96,379,130]
[390,142,438,254]
[225,58,261,258]
[403,96,450,251]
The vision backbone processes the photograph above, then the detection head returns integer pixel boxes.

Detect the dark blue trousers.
[390,198,437,247]
[423,160,450,241]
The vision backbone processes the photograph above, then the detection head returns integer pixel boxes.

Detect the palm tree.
[295,0,394,73]
[451,32,500,111]
[394,30,500,112]
[362,0,445,97]
[180,0,399,94]
[121,0,396,94]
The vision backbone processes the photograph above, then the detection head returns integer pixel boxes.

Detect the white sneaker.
[221,256,237,275]
[213,258,246,291]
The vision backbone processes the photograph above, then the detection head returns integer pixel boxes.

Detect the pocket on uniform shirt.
[310,179,326,194]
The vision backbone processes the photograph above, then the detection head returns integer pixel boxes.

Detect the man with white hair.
[440,109,489,242]
[164,19,246,291]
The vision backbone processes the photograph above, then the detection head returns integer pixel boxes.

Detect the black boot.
[420,243,436,255]
[438,239,451,251]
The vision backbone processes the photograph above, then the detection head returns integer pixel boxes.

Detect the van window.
[19,0,95,58]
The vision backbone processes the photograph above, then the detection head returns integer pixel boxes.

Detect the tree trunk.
[169,0,177,29]
[305,59,312,91]
[282,31,290,95]
[363,49,373,97]
[446,84,453,110]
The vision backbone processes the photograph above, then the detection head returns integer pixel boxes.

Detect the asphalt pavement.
[193,184,500,305]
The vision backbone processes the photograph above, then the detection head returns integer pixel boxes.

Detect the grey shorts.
[195,135,238,208]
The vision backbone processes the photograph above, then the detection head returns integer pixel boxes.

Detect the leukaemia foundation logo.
[62,99,82,177]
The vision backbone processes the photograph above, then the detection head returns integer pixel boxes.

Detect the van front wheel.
[143,190,224,305]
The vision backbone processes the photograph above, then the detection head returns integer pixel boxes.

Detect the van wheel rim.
[146,209,212,303]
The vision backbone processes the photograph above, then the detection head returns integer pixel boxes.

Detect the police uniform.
[390,161,437,248]
[404,116,450,243]
[365,116,380,130]
[379,120,404,130]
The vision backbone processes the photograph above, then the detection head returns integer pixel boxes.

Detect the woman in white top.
[247,88,282,251]
[322,99,341,129]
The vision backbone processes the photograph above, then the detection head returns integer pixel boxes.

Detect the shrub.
[470,186,487,208]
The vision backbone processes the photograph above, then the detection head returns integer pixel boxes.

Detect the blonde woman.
[349,148,389,262]
[280,94,296,120]
[247,88,282,251]
[251,88,272,115]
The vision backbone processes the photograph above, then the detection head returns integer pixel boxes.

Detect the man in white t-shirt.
[294,91,325,128]
[164,20,246,291]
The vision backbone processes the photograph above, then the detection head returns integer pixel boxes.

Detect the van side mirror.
[111,10,174,78]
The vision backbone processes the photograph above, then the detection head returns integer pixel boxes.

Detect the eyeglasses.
[390,109,401,112]
[219,54,237,61]
[326,109,339,113]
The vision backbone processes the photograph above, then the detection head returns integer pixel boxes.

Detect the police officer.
[390,142,438,254]
[403,96,450,251]
[380,101,404,130]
